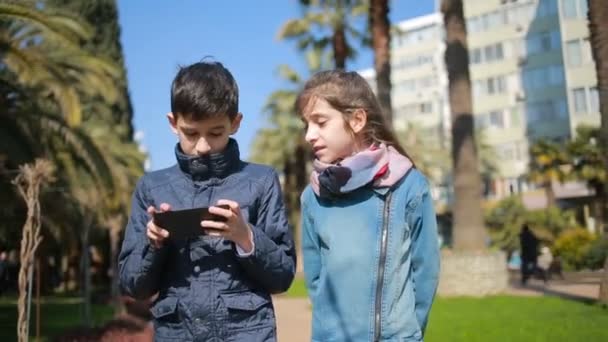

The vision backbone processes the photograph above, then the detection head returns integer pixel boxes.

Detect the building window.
[420,102,433,114]
[561,0,587,19]
[527,100,566,122]
[562,0,578,18]
[549,66,565,85]
[572,87,587,113]
[489,110,505,129]
[589,87,599,112]
[538,0,558,17]
[471,48,482,64]
[474,75,507,95]
[522,65,564,89]
[468,16,480,33]
[510,108,521,127]
[470,43,504,64]
[526,31,559,55]
[566,39,582,67]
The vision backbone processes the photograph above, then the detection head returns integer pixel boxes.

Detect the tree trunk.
[80,213,93,327]
[587,0,608,305]
[12,160,53,342]
[293,139,308,274]
[332,25,348,69]
[441,0,487,250]
[108,214,123,310]
[370,0,393,124]
[545,180,556,208]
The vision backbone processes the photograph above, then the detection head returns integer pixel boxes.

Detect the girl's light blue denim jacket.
[301,168,440,342]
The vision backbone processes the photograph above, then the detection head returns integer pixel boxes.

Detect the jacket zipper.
[373,191,392,342]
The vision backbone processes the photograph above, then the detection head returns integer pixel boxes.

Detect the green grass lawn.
[2,279,607,342]
[0,297,114,342]
[285,278,608,341]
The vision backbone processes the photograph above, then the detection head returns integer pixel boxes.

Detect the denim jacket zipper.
[373,191,392,342]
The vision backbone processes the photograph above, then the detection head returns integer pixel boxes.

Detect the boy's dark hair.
[170,61,239,121]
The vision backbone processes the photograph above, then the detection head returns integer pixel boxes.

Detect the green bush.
[584,238,608,270]
[553,229,598,270]
[485,197,578,253]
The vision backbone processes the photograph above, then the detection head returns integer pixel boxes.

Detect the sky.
[117,0,436,171]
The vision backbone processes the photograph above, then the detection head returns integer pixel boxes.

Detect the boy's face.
[168,112,242,156]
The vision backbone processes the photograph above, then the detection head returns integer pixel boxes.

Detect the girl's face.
[303,98,366,163]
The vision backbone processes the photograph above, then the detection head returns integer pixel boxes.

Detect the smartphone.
[152,205,230,240]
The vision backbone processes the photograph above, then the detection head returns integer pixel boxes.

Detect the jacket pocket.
[151,296,188,338]
[220,291,275,332]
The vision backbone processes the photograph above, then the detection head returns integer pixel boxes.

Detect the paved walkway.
[273,271,603,341]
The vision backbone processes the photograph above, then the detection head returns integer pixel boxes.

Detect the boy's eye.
[184,132,198,138]
[209,132,223,137]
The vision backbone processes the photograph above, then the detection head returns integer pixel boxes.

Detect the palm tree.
[528,139,568,207]
[278,0,366,69]
[369,0,392,123]
[0,2,142,299]
[251,65,308,232]
[566,126,606,228]
[587,0,608,305]
[44,0,145,302]
[0,2,120,126]
[441,0,486,250]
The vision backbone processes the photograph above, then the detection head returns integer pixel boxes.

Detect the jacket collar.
[175,138,240,181]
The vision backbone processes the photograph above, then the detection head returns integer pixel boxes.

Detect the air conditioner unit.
[515,91,526,102]
[517,57,527,66]
[515,25,523,32]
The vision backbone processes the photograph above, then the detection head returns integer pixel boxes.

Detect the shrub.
[553,229,598,270]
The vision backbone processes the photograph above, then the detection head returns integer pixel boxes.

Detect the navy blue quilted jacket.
[118,139,296,341]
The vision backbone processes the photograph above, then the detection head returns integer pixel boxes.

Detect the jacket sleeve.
[118,177,168,299]
[236,170,296,294]
[300,189,321,298]
[410,183,440,334]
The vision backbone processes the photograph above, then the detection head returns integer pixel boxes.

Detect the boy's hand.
[203,199,253,253]
[146,203,171,249]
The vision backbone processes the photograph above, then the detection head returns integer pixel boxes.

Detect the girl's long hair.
[295,70,413,162]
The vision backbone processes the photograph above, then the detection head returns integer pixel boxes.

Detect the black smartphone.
[152,205,230,240]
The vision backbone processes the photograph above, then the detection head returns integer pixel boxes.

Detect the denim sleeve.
[300,190,321,297]
[410,184,440,334]
[236,170,296,294]
[117,178,168,299]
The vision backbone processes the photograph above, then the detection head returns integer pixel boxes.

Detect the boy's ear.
[349,109,367,134]
[167,112,179,135]
[229,113,243,135]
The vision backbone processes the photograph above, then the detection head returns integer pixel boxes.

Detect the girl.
[297,70,440,342]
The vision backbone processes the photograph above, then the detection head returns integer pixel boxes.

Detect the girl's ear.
[349,109,367,134]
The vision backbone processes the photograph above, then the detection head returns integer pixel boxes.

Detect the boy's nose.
[195,138,211,155]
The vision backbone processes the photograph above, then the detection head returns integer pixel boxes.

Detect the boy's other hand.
[203,200,253,253]
[146,203,171,249]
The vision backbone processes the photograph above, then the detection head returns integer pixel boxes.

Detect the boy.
[118,61,296,341]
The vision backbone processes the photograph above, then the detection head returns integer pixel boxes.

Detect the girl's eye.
[209,133,223,137]
[318,121,327,127]
[185,132,198,138]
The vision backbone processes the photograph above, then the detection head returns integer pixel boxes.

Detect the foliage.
[553,229,598,270]
[485,196,579,253]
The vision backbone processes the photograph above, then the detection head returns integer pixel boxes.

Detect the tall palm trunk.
[587,0,608,305]
[442,0,487,250]
[370,0,393,124]
[332,25,348,69]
